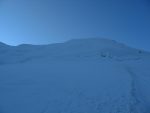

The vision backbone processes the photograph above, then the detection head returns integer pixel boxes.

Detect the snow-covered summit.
[57,38,145,57]
[0,38,149,64]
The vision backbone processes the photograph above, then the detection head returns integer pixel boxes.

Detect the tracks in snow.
[125,66,147,113]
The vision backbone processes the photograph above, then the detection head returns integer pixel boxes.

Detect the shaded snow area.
[0,38,150,113]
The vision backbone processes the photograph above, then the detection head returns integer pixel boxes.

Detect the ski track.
[124,64,150,113]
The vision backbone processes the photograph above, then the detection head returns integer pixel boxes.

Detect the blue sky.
[0,0,150,51]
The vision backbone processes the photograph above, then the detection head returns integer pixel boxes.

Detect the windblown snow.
[0,38,150,113]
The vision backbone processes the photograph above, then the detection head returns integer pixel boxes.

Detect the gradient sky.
[0,0,150,50]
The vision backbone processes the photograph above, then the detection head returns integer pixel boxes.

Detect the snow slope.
[0,38,150,113]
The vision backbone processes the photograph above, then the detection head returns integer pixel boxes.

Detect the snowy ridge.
[0,38,150,113]
[0,38,149,64]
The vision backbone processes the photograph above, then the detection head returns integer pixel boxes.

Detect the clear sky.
[0,0,150,51]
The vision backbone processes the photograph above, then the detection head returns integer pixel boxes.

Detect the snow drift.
[0,38,150,113]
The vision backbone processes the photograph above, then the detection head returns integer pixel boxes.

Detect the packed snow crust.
[0,38,150,113]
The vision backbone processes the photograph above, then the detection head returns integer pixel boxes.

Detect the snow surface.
[0,38,150,113]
